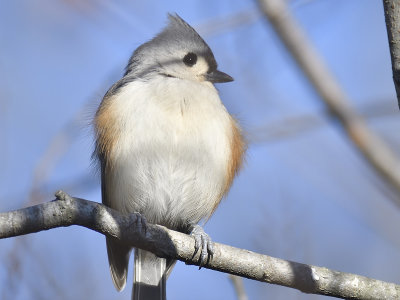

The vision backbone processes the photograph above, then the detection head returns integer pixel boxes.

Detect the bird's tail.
[132,249,173,300]
[106,237,132,291]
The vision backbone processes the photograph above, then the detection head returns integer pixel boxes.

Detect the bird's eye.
[183,52,197,67]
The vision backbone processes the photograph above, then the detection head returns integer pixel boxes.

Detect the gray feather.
[101,162,132,291]
[107,238,132,291]
[132,249,166,300]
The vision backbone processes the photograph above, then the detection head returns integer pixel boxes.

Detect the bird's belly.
[111,143,227,229]
[109,116,231,229]
[105,78,233,229]
[114,151,222,228]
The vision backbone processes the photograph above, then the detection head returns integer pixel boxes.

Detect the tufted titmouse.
[94,13,245,300]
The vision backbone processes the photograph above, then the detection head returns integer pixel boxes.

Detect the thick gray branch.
[0,191,399,299]
[383,0,400,108]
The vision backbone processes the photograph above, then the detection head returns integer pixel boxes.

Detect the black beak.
[205,69,234,83]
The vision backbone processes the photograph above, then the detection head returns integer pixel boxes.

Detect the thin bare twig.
[382,0,400,108]
[258,0,400,202]
[229,275,249,300]
[197,9,260,37]
[0,191,399,300]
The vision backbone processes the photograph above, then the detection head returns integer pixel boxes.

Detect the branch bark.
[383,0,400,108]
[0,191,399,299]
[257,0,400,202]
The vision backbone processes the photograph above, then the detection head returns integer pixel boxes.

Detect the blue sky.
[1,1,400,299]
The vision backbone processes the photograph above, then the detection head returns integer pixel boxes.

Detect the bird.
[93,13,245,300]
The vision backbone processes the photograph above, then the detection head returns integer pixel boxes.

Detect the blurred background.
[1,0,400,299]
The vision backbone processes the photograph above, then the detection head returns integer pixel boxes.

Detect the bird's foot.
[129,212,148,236]
[190,224,214,268]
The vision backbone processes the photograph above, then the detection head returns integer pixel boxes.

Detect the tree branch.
[383,0,400,108]
[257,0,400,202]
[0,191,399,299]
[229,275,249,300]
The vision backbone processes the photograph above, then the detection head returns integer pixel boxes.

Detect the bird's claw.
[190,224,214,268]
[131,212,147,236]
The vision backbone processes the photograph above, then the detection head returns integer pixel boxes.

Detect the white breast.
[108,76,232,229]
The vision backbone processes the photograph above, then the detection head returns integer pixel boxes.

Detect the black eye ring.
[183,52,197,67]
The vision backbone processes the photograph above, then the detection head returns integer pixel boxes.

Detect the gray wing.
[102,163,132,291]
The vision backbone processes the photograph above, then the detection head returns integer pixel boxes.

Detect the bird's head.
[125,14,233,84]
